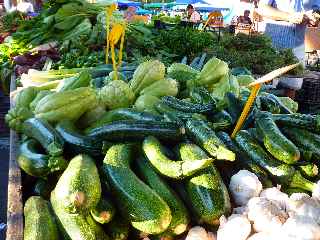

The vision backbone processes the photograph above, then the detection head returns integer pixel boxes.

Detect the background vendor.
[186,4,201,23]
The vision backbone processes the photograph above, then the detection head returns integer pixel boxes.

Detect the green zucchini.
[143,136,213,179]
[136,156,190,235]
[273,113,320,132]
[87,120,185,142]
[53,154,101,213]
[56,120,102,156]
[51,191,110,240]
[161,96,216,113]
[18,139,67,178]
[255,111,300,164]
[186,119,235,161]
[104,215,130,240]
[282,127,320,159]
[101,144,171,234]
[217,131,273,188]
[288,171,317,192]
[22,118,64,156]
[84,108,163,134]
[90,194,116,224]
[24,196,59,240]
[178,143,231,225]
[234,130,296,185]
[298,164,318,179]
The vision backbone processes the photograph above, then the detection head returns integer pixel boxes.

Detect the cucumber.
[255,111,300,164]
[298,164,318,179]
[22,118,64,156]
[56,120,102,156]
[186,119,235,161]
[288,171,317,192]
[87,120,185,142]
[51,191,110,240]
[178,143,231,225]
[143,136,213,179]
[282,127,320,159]
[18,139,67,178]
[104,215,130,240]
[161,96,216,113]
[101,144,171,234]
[85,108,163,134]
[24,196,59,240]
[273,113,320,132]
[216,131,273,188]
[136,156,190,235]
[53,154,101,213]
[234,130,296,185]
[90,194,116,224]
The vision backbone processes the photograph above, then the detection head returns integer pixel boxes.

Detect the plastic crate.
[296,76,320,104]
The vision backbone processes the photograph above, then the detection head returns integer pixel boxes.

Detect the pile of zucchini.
[9,66,320,240]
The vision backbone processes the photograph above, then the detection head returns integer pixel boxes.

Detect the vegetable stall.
[3,1,320,240]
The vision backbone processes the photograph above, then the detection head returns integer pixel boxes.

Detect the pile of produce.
[6,54,320,240]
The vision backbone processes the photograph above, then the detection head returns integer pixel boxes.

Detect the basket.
[296,76,320,104]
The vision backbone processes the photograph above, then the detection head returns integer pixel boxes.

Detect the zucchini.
[161,96,215,113]
[273,113,320,132]
[24,196,59,240]
[22,118,64,156]
[85,108,163,134]
[56,120,102,156]
[298,164,318,179]
[143,136,213,179]
[255,111,300,164]
[186,119,235,161]
[51,191,110,240]
[234,130,296,185]
[53,154,101,213]
[101,144,171,234]
[217,131,273,188]
[282,127,320,159]
[18,139,67,178]
[87,120,185,142]
[136,156,190,235]
[178,143,231,225]
[90,194,116,224]
[288,171,317,192]
[104,215,130,240]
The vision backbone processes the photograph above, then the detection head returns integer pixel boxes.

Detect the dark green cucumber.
[161,96,215,113]
[53,154,101,213]
[178,143,231,225]
[234,130,296,185]
[155,102,194,120]
[259,96,281,114]
[24,196,59,240]
[84,108,163,134]
[22,118,64,156]
[143,136,213,179]
[186,119,235,161]
[217,131,273,188]
[51,191,110,240]
[288,171,317,192]
[190,87,216,105]
[18,139,67,178]
[255,111,300,164]
[273,113,320,132]
[298,164,318,179]
[87,120,185,142]
[101,144,171,234]
[104,215,130,240]
[90,194,116,224]
[56,120,102,156]
[136,156,190,235]
[282,127,320,159]
[207,110,232,131]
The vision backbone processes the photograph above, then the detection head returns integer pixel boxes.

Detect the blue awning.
[117,0,141,7]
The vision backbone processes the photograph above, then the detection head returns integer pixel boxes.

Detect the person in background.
[186,4,201,23]
[124,6,136,22]
[238,10,253,25]
[16,0,34,13]
[256,0,320,62]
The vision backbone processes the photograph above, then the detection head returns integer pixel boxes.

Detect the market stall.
[2,1,320,240]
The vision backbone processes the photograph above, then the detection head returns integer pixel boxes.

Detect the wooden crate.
[6,76,23,240]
